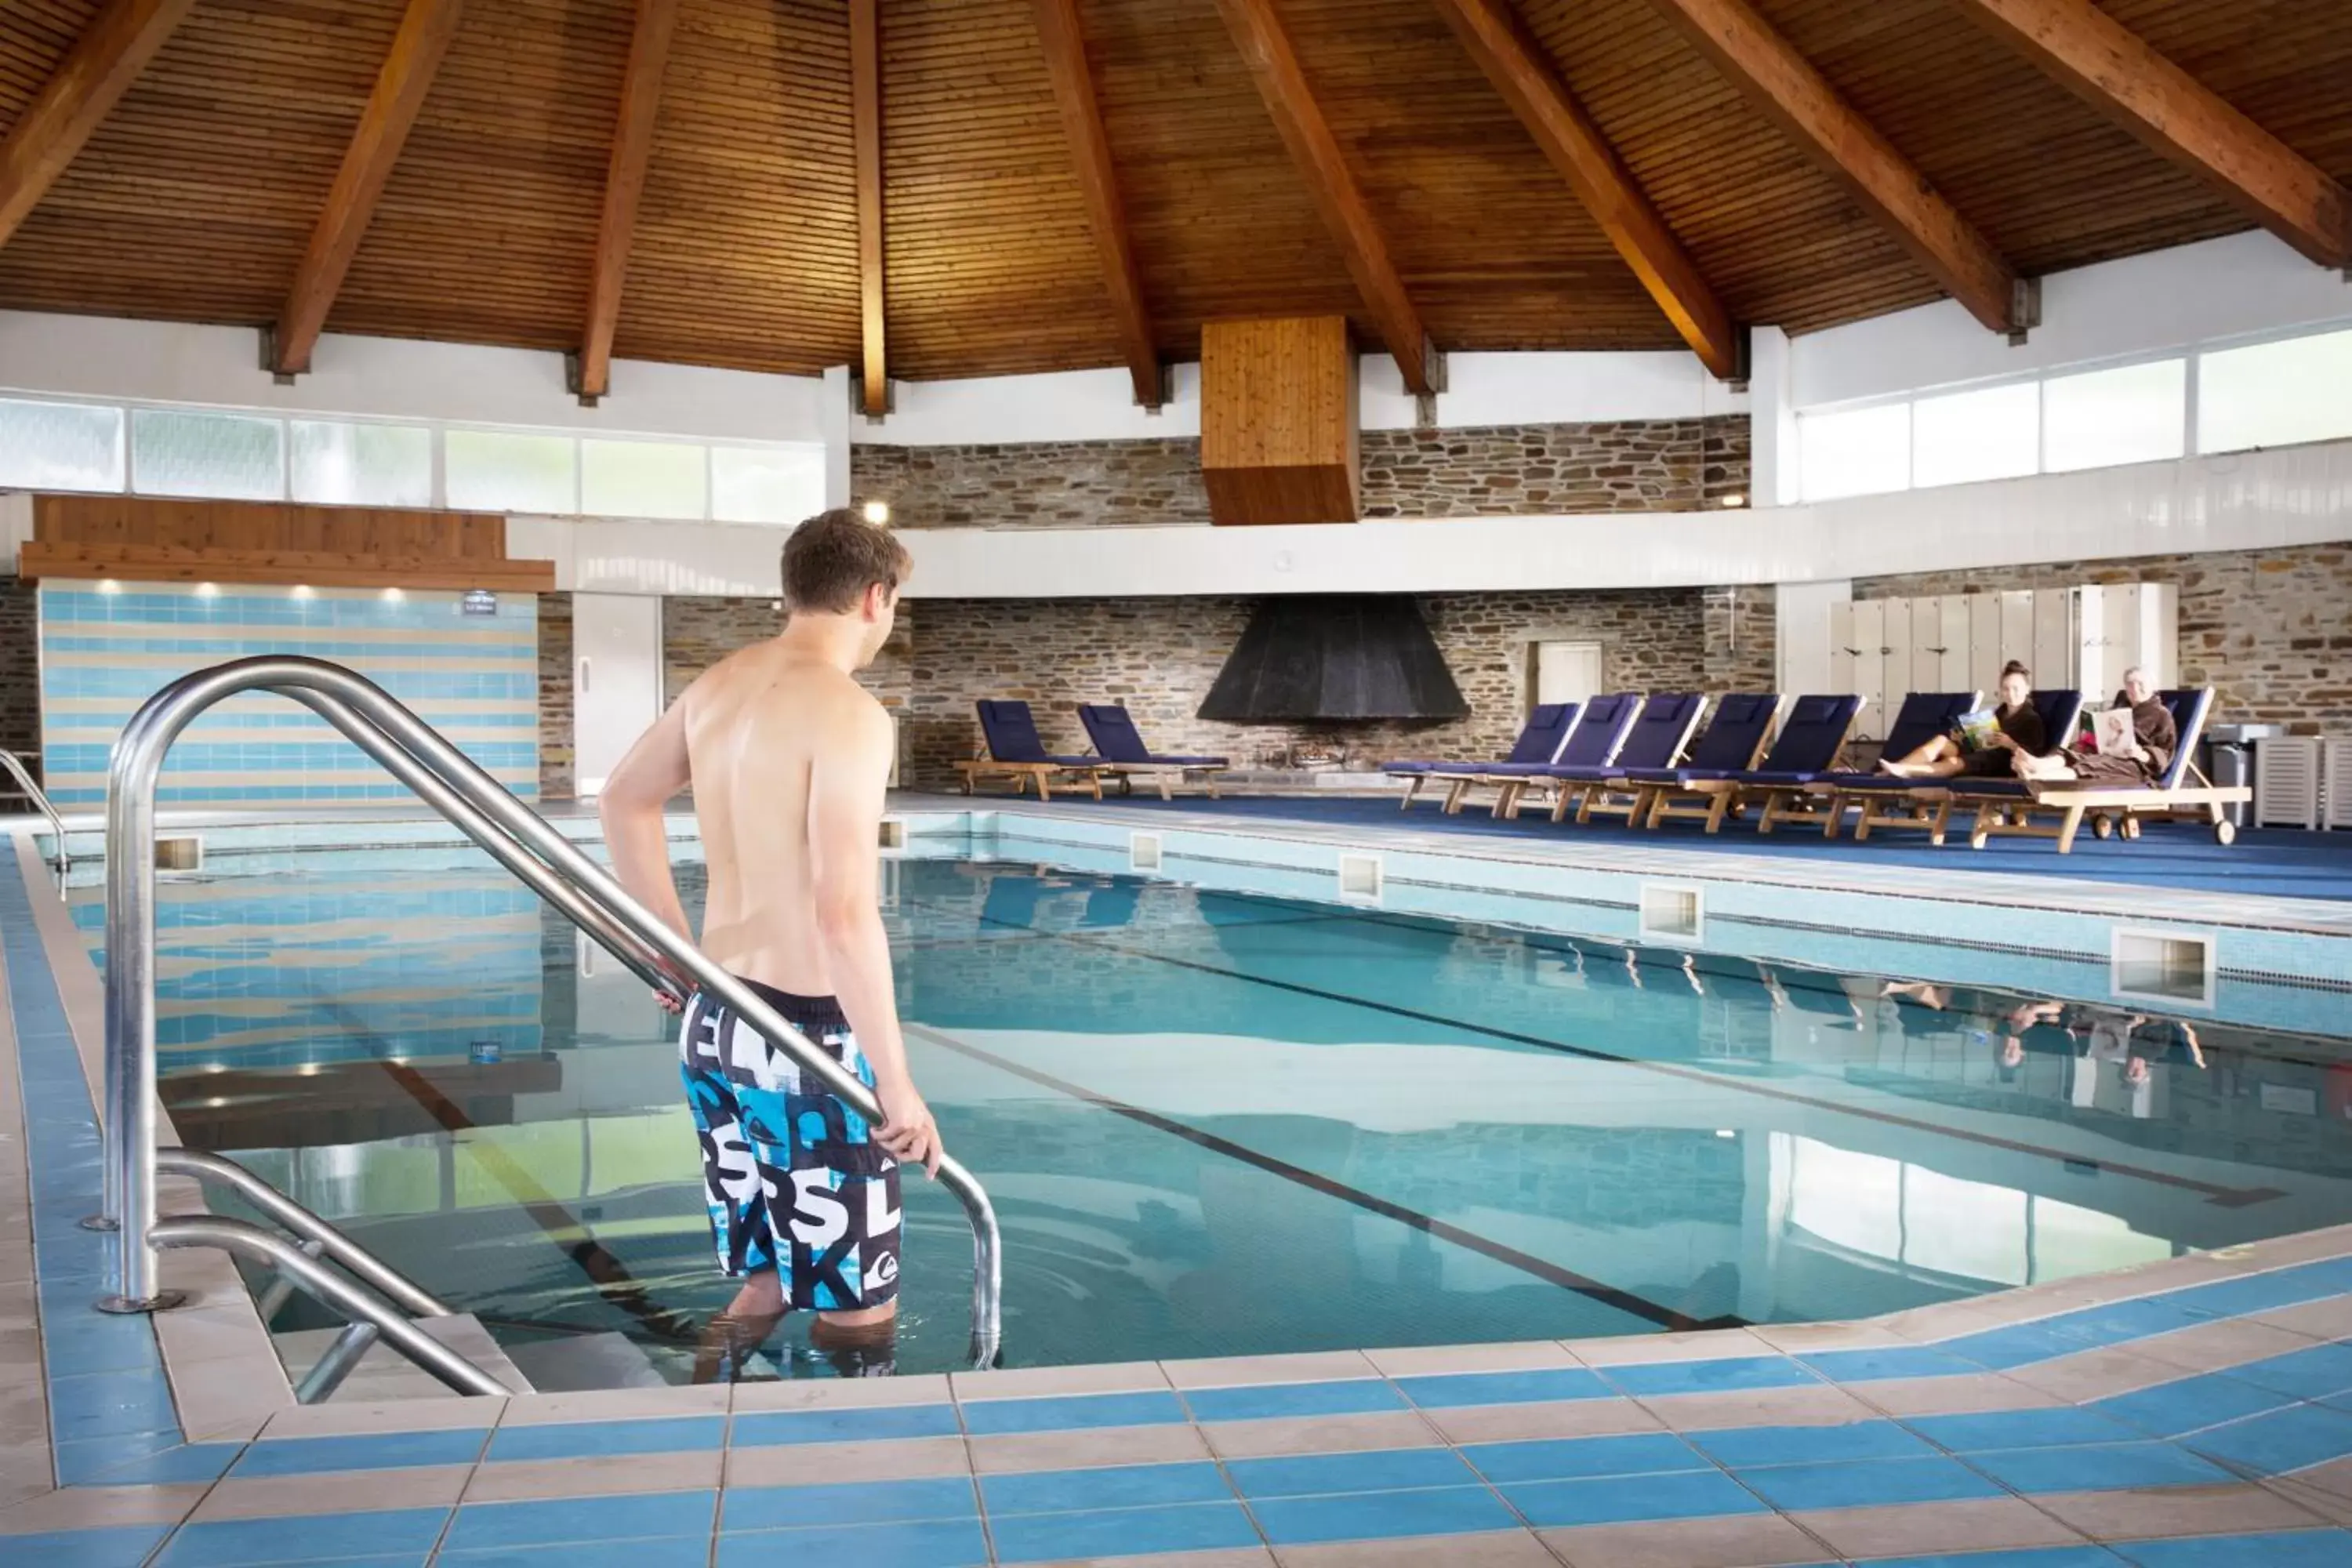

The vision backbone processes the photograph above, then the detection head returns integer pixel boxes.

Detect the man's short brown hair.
[781,507,912,614]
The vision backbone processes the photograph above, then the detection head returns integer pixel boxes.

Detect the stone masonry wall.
[851,416,1751,528]
[1704,585,1777,695]
[1856,541,2352,733]
[0,575,37,778]
[537,593,574,801]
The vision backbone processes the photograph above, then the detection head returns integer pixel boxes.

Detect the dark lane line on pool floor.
[902,1021,1740,1334]
[902,895,2284,1209]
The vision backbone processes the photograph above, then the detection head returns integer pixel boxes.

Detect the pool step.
[276,1312,536,1402]
[503,1331,667,1393]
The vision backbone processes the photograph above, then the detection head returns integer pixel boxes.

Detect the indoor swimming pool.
[71,846,2352,1387]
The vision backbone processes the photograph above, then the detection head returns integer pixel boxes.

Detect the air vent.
[154,836,202,873]
[1131,832,1163,873]
[1338,851,1383,902]
[2111,927,2215,1007]
[1639,883,1704,944]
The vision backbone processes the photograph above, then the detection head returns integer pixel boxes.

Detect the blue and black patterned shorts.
[678,980,902,1313]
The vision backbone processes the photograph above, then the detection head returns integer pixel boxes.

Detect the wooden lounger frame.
[1636,697,1802,833]
[1961,763,2250,853]
[955,759,1105,801]
[1101,763,1226,801]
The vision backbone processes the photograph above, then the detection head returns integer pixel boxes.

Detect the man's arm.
[598,691,696,952]
[809,698,941,1175]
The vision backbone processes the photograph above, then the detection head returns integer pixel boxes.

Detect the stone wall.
[1704,585,1777,695]
[851,416,1751,529]
[537,593,574,801]
[1855,542,2352,733]
[0,575,37,779]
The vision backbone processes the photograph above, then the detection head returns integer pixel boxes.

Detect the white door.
[1535,641,1604,708]
[2033,589,2077,695]
[1937,595,1974,695]
[573,593,663,797]
[1851,601,1886,742]
[1826,598,1857,700]
[1996,590,2033,690]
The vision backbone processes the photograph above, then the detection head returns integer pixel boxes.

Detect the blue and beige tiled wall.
[37,583,538,806]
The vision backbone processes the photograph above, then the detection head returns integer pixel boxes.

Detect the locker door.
[1998,591,2034,687]
[1883,598,1915,741]
[1853,600,1886,741]
[1939,595,1975,695]
[1828,599,1857,699]
[1972,594,2006,697]
[2033,589,2076,695]
[2078,585,2116,705]
[2141,583,2179,690]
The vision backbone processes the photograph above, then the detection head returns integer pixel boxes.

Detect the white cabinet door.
[1997,590,2034,688]
[1828,599,1857,699]
[573,593,664,797]
[2033,588,2077,695]
[1937,595,1975,695]
[1536,641,1605,707]
[1852,600,1886,741]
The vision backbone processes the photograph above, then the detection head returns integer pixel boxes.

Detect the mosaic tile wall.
[38,582,539,806]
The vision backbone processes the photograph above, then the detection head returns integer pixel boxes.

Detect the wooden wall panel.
[34,493,509,559]
[1200,316,1356,525]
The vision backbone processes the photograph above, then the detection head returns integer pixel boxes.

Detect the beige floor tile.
[1639,1384,1875,1432]
[497,1384,731,1426]
[2131,1318,2321,1375]
[953,1361,1171,1402]
[1747,1321,1912,1354]
[1849,1374,2063,1419]
[0,1482,205,1534]
[970,1424,1210,1475]
[1539,1511,1828,1568]
[723,1436,970,1490]
[1039,1552,1274,1568]
[168,1359,294,1443]
[2264,1474,2352,1526]
[263,1395,506,1439]
[1201,1411,1439,1460]
[153,1303,275,1367]
[1430,1398,1664,1446]
[2031,1482,2331,1541]
[731,1373,953,1412]
[1364,1341,1582,1377]
[2220,1228,2352,1272]
[2251,1298,2352,1341]
[1278,1530,1558,1566]
[192,1464,472,1521]
[2275,1456,2352,1502]
[1161,1351,1379,1388]
[1569,1330,1774,1368]
[467,1450,724,1502]
[2003,1347,2189,1403]
[1791,1495,2085,1560]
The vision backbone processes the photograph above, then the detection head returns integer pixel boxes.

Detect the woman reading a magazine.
[1877,661,2047,779]
[2016,666,2175,785]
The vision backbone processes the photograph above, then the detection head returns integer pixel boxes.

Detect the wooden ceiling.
[0,0,2346,395]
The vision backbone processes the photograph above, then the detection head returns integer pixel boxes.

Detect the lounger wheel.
[2121,817,2141,841]
[2214,819,2236,846]
[2091,815,2114,840]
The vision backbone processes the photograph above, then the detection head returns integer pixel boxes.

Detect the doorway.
[572,593,663,797]
[1533,640,1605,710]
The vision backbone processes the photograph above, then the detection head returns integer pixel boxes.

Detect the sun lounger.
[1602,694,1779,830]
[956,700,1105,801]
[1470,692,1645,818]
[1632,695,1863,833]
[1077,704,1231,800]
[1953,688,2249,852]
[1766,690,1980,837]
[1842,688,2085,843]
[1386,702,1579,811]
[1496,692,1705,823]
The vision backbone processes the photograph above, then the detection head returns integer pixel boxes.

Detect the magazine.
[2092,707,2137,756]
[1953,708,2002,751]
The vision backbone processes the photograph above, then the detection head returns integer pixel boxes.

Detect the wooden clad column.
[0,0,198,249]
[575,0,683,403]
[270,0,466,377]
[851,0,887,416]
[1946,0,2350,267]
[1200,317,1358,526]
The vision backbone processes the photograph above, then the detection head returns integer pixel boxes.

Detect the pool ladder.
[89,655,1004,1401]
[0,746,69,885]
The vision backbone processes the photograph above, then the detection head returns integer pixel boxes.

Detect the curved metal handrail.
[0,747,68,879]
[100,655,1004,1374]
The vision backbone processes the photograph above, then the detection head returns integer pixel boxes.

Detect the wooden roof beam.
[1645,0,2031,336]
[269,0,465,378]
[0,0,197,249]
[1947,0,2350,267]
[574,0,682,404]
[1212,0,1437,397]
[1431,0,1740,379]
[1027,0,1163,408]
[851,0,887,416]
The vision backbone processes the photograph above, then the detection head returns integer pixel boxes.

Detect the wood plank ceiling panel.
[1272,0,1676,354]
[614,0,858,376]
[1514,0,1941,336]
[880,0,1123,383]
[1077,0,1363,363]
[329,0,630,355]
[0,0,403,328]
[0,3,105,125]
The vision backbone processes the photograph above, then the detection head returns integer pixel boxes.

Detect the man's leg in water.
[691,1271,789,1384]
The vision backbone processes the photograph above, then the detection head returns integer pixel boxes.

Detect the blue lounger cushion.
[1388,702,1577,775]
[1077,704,1229,768]
[1480,693,1642,776]
[1507,692,1704,781]
[976,700,1098,767]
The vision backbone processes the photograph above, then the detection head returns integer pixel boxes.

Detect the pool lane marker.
[902,1020,1743,1335]
[906,894,2286,1210]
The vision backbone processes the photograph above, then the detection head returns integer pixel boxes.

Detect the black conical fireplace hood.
[1198,595,1468,722]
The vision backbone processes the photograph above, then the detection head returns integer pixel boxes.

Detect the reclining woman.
[2015,666,2175,784]
[1876,660,2046,779]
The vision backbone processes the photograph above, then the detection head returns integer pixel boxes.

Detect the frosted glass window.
[1798,404,1911,501]
[0,398,124,492]
[2044,360,2186,473]
[291,420,432,506]
[2198,326,2352,453]
[1912,382,2040,488]
[713,444,826,524]
[582,437,708,520]
[130,408,285,500]
[445,430,576,513]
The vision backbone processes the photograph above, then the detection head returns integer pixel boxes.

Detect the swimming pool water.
[78,851,2352,1385]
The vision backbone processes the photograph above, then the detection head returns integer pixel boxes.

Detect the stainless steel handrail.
[98,655,1004,1374]
[0,747,69,878]
[158,1146,450,1320]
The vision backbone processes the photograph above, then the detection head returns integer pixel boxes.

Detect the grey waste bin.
[2205,724,2277,829]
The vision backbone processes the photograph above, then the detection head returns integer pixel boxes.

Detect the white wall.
[0,310,829,444]
[1791,232,2352,411]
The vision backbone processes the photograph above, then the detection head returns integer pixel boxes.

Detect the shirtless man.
[598,508,938,1375]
